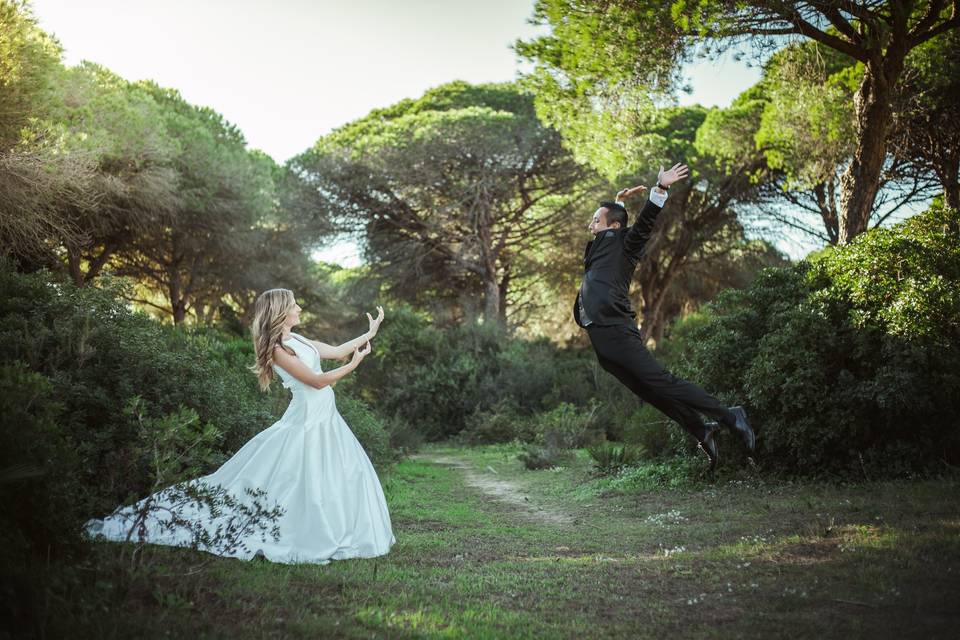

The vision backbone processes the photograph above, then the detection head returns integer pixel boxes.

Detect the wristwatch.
[656,181,668,190]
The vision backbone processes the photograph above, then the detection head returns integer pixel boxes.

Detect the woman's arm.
[272,342,370,389]
[306,306,385,361]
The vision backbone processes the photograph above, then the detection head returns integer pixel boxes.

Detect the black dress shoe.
[697,423,720,471]
[725,406,755,450]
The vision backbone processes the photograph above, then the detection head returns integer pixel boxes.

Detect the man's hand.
[615,185,647,203]
[657,163,689,189]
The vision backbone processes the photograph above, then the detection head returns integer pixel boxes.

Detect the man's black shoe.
[725,405,755,451]
[697,423,720,471]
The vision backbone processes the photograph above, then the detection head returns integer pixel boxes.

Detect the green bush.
[350,305,606,440]
[0,263,406,635]
[0,267,283,515]
[517,444,574,470]
[670,203,960,477]
[335,393,396,468]
[0,361,76,629]
[595,456,708,492]
[621,404,685,459]
[459,399,537,444]
[533,402,604,449]
[0,263,400,565]
[586,442,647,475]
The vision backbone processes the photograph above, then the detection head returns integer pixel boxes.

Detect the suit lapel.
[583,230,613,268]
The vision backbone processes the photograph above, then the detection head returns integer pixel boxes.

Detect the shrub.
[350,305,609,441]
[0,262,405,635]
[0,262,399,564]
[586,442,647,475]
[459,399,536,444]
[533,402,604,449]
[621,404,685,459]
[335,393,396,468]
[596,456,708,492]
[517,445,574,470]
[669,203,960,477]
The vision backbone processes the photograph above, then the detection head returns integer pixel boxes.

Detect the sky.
[31,0,777,263]
[31,0,762,163]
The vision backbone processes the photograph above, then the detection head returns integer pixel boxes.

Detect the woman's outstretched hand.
[351,341,372,367]
[367,305,385,338]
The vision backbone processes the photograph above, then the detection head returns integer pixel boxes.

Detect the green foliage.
[586,441,647,475]
[533,402,604,449]
[814,205,960,342]
[0,262,399,572]
[518,1,956,242]
[0,0,62,149]
[0,361,75,569]
[595,455,707,491]
[350,305,600,440]
[621,404,685,459]
[0,263,281,548]
[671,202,960,476]
[1,2,324,321]
[335,393,397,468]
[293,81,591,324]
[514,401,606,471]
[754,43,860,191]
[891,30,960,209]
[517,444,574,471]
[460,400,537,445]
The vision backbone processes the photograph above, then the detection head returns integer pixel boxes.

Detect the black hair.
[599,201,628,228]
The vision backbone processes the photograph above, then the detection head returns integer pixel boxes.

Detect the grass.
[33,443,960,639]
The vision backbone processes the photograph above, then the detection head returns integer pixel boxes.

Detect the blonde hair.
[250,288,297,391]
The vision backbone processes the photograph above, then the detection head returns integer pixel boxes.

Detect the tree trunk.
[85,244,114,282]
[497,271,510,327]
[172,301,186,324]
[838,56,904,243]
[639,292,666,345]
[66,247,83,287]
[483,276,501,326]
[168,269,186,324]
[813,182,839,244]
[945,181,960,236]
[638,271,669,345]
[942,164,959,213]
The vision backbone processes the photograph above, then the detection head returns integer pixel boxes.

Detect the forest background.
[2,0,958,636]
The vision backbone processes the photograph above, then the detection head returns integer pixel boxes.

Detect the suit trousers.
[586,323,734,442]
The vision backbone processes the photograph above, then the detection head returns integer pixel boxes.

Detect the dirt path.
[409,453,574,525]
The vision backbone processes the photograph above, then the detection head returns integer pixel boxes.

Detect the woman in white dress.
[84,288,396,564]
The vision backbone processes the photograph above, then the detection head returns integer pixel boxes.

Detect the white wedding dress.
[83,332,396,564]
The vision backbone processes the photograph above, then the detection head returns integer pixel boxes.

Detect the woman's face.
[285,300,302,328]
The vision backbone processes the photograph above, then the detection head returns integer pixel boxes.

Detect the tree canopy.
[517,0,960,242]
[292,81,595,326]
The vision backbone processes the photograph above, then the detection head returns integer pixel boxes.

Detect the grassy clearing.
[38,443,960,639]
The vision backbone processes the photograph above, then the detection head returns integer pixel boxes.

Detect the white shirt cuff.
[648,187,668,208]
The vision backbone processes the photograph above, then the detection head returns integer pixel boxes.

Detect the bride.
[84,288,396,564]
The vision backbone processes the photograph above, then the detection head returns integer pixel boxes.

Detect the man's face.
[588,207,618,236]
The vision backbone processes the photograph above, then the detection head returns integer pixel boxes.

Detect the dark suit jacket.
[573,198,663,328]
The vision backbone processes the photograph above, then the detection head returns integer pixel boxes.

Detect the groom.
[573,162,755,469]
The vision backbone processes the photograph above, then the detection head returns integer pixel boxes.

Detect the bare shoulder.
[273,343,297,359]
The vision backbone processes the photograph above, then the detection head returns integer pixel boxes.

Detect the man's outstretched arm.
[621,163,689,257]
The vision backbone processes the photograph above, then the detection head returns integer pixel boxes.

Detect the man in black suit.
[573,163,755,469]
